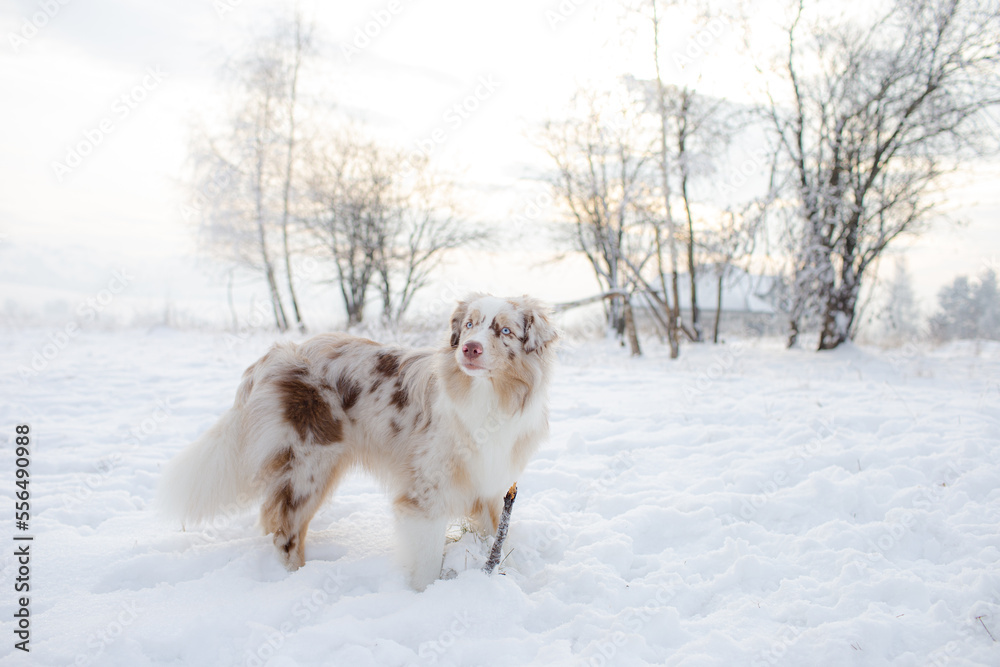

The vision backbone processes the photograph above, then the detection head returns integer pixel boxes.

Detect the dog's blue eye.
[466,321,473,328]
[501,327,511,335]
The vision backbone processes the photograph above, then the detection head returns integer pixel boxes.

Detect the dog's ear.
[518,297,558,354]
[449,299,469,349]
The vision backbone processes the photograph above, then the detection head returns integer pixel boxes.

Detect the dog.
[158,294,556,590]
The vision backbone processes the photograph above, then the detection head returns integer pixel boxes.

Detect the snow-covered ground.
[2,326,999,666]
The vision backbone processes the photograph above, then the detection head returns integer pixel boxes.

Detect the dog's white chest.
[465,421,520,496]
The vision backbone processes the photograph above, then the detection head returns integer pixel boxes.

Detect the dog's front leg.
[393,507,447,591]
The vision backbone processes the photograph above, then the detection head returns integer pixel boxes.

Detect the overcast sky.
[1,0,997,327]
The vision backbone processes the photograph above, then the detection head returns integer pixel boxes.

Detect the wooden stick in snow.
[483,483,517,575]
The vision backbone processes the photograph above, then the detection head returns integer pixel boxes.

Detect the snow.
[2,326,999,666]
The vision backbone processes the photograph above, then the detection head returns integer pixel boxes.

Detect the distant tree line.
[187,3,999,351]
[930,269,1000,342]
[538,0,1000,355]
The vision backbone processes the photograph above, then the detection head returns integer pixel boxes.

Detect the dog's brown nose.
[463,341,483,360]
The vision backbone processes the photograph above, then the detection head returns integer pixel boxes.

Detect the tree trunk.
[623,297,641,357]
[713,267,725,344]
[686,204,701,342]
[677,110,702,342]
[265,263,288,331]
[347,283,366,326]
[280,15,307,334]
[787,317,800,348]
[651,0,680,360]
[252,86,288,333]
[227,269,239,333]
[654,227,679,359]
[817,280,859,350]
[345,295,364,327]
[282,227,305,332]
[818,210,861,350]
[258,211,288,332]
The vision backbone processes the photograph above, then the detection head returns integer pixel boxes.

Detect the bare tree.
[760,0,1000,349]
[189,14,318,331]
[304,133,476,326]
[618,0,740,354]
[371,159,477,324]
[539,87,657,341]
[304,132,383,325]
[276,12,313,333]
[637,79,737,344]
[670,86,739,342]
[192,74,288,329]
[649,0,684,357]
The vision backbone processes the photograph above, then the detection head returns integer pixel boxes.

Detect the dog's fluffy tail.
[157,407,257,526]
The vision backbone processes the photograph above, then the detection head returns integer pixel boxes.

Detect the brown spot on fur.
[264,448,295,477]
[393,494,422,513]
[390,382,410,410]
[374,351,401,377]
[262,480,305,535]
[259,457,353,571]
[277,372,343,444]
[522,312,534,345]
[279,480,305,512]
[450,305,466,348]
[336,374,362,412]
[318,417,343,444]
[390,419,402,435]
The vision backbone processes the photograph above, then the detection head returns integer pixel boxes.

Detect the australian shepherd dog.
[159,295,556,589]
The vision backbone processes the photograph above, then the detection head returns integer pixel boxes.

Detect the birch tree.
[538,88,656,338]
[276,12,313,333]
[371,160,476,324]
[189,13,316,331]
[650,0,685,356]
[625,0,743,353]
[762,0,1000,349]
[304,134,477,325]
